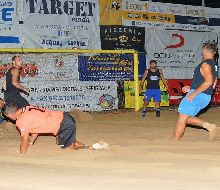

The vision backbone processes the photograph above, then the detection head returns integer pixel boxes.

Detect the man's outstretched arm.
[20,133,29,154]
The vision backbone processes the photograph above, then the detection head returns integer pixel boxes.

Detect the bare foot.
[74,141,94,150]
[68,143,77,150]
[208,125,219,140]
[74,140,86,149]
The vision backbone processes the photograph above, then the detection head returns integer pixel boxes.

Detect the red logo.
[20,63,38,78]
[165,34,184,49]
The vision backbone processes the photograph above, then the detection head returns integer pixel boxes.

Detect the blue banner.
[138,53,147,78]
[78,54,134,81]
[175,15,220,27]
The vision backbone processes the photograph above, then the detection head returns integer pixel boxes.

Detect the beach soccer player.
[3,104,94,153]
[139,60,169,117]
[4,55,30,109]
[173,42,218,140]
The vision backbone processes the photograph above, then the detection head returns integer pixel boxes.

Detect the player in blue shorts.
[139,60,169,117]
[173,42,218,140]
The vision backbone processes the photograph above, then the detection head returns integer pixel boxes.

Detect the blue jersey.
[190,59,218,95]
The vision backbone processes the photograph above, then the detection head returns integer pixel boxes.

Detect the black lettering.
[51,0,63,14]
[87,2,95,16]
[76,1,84,16]
[64,0,74,15]
[26,0,36,13]
[38,0,49,14]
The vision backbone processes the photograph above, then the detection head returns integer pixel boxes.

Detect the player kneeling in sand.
[3,104,95,153]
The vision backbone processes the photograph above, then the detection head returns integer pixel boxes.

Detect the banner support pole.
[134,51,140,111]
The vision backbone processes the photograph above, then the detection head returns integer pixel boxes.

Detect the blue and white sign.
[78,54,134,81]
[0,0,21,47]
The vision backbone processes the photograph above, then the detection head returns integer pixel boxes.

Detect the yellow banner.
[124,80,169,108]
[99,0,122,25]
[123,11,175,23]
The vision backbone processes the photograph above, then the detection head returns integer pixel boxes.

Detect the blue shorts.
[145,89,161,102]
[178,89,211,117]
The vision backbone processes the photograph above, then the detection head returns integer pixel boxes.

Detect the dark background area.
[140,0,220,8]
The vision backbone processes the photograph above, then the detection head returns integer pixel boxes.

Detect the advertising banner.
[0,54,118,111]
[99,0,122,25]
[0,0,22,48]
[14,54,78,82]
[124,80,169,108]
[78,54,134,81]
[148,2,220,19]
[100,25,145,52]
[212,80,220,105]
[167,79,191,105]
[23,0,101,49]
[24,81,118,111]
[145,30,218,79]
[122,0,220,32]
[138,53,147,78]
[168,79,220,105]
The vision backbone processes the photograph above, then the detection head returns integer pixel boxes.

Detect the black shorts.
[57,113,76,149]
[4,92,30,109]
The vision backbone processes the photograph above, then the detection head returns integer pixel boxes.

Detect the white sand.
[1,108,220,190]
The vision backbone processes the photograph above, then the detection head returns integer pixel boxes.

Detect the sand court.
[1,107,220,190]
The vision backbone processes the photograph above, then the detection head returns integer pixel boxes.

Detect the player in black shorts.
[4,55,30,109]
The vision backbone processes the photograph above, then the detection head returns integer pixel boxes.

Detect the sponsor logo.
[185,7,205,17]
[165,34,184,49]
[124,11,175,23]
[98,94,116,109]
[0,1,14,24]
[188,17,209,25]
[103,27,142,35]
[26,0,96,16]
[111,0,120,11]
[119,35,128,43]
[125,1,148,11]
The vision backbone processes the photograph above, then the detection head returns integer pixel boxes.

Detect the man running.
[139,60,169,117]
[173,42,218,140]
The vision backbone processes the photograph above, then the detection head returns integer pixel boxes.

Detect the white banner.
[0,0,22,48]
[24,81,118,111]
[148,2,220,19]
[124,21,217,32]
[0,54,118,111]
[20,53,79,82]
[122,0,220,32]
[22,0,101,49]
[145,30,218,79]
